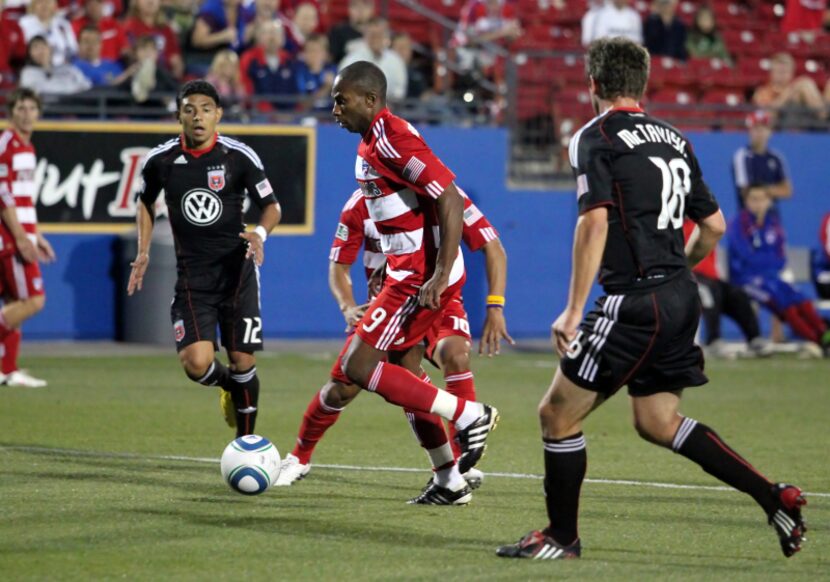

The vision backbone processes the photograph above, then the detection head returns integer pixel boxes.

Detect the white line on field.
[2,444,828,498]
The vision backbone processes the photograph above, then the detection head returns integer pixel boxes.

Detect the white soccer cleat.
[4,370,47,388]
[275,453,310,486]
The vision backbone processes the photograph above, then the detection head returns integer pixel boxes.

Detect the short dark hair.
[79,24,101,37]
[176,79,222,110]
[337,61,387,102]
[7,87,42,113]
[586,37,650,101]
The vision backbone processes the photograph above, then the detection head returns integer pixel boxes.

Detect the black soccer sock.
[673,417,775,514]
[229,366,260,437]
[188,360,232,388]
[542,433,587,546]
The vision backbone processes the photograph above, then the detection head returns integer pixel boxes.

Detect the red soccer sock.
[0,311,13,343]
[796,301,828,334]
[2,329,20,375]
[291,389,343,465]
[444,370,476,459]
[782,305,820,343]
[367,361,445,415]
[405,409,449,450]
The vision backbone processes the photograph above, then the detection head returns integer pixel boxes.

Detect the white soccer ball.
[220,435,281,495]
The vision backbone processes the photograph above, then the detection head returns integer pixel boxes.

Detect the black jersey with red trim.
[569,107,719,294]
[138,133,278,289]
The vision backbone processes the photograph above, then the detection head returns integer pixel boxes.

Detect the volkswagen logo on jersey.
[182,189,223,226]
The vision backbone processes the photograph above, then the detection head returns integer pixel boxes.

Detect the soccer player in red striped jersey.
[321,61,500,505]
[278,187,512,498]
[0,88,56,388]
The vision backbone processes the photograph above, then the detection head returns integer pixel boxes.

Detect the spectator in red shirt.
[683,220,770,358]
[781,0,826,35]
[454,0,521,74]
[71,0,128,61]
[123,0,184,78]
[0,11,27,85]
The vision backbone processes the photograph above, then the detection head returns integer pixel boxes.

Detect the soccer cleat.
[748,337,774,358]
[496,529,581,560]
[407,481,472,505]
[3,370,47,388]
[275,453,310,486]
[455,404,499,471]
[422,467,485,493]
[768,483,807,558]
[220,389,236,428]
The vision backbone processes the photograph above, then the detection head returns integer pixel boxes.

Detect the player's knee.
[341,353,370,387]
[538,399,569,438]
[228,351,255,372]
[324,381,360,408]
[180,351,214,380]
[441,348,470,374]
[632,416,675,447]
[30,294,46,313]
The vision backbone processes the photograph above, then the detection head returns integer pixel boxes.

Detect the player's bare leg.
[342,335,499,489]
[498,368,603,559]
[631,391,807,557]
[0,295,46,330]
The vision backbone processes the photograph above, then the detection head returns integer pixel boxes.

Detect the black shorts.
[560,272,707,397]
[170,259,263,353]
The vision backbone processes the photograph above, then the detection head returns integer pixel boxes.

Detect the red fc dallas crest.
[208,169,225,192]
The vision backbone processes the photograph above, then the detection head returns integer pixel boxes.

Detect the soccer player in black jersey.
[127,80,281,437]
[497,38,806,561]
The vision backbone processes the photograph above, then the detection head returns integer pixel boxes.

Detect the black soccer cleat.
[407,481,472,505]
[497,530,581,560]
[455,404,499,471]
[768,483,807,558]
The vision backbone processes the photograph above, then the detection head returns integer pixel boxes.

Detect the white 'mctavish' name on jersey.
[616,123,688,157]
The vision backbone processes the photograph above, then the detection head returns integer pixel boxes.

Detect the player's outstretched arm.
[686,210,726,269]
[0,206,38,264]
[552,206,608,357]
[240,202,281,266]
[127,201,155,296]
[419,182,464,310]
[329,261,367,331]
[479,238,514,356]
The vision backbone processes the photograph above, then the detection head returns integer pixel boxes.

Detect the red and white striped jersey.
[329,189,385,280]
[0,129,38,255]
[355,108,464,287]
[330,186,499,280]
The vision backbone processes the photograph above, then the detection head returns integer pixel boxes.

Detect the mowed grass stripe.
[4,444,829,498]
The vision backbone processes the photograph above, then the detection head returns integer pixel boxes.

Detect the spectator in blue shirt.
[728,188,830,355]
[644,0,688,61]
[293,33,335,110]
[73,25,126,87]
[242,20,297,110]
[732,110,792,209]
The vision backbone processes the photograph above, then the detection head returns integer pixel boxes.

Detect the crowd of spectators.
[0,0,438,119]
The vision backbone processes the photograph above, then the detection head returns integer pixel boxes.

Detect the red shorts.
[425,294,471,361]
[354,279,465,353]
[0,253,44,300]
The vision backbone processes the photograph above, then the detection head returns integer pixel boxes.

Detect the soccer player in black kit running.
[497,38,806,561]
[127,80,281,437]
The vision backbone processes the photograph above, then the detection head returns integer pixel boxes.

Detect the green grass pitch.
[1,348,827,580]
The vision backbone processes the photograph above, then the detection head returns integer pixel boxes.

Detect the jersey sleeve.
[137,154,163,210]
[238,148,279,209]
[461,196,499,251]
[570,130,614,214]
[0,148,14,210]
[329,196,365,265]
[685,147,720,221]
[374,120,456,200]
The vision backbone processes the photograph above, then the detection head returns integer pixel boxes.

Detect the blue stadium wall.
[33,126,830,341]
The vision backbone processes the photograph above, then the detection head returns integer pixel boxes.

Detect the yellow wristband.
[486,295,505,307]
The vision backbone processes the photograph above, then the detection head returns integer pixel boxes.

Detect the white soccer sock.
[429,389,459,420]
[425,443,454,472]
[434,463,466,491]
[454,401,485,430]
